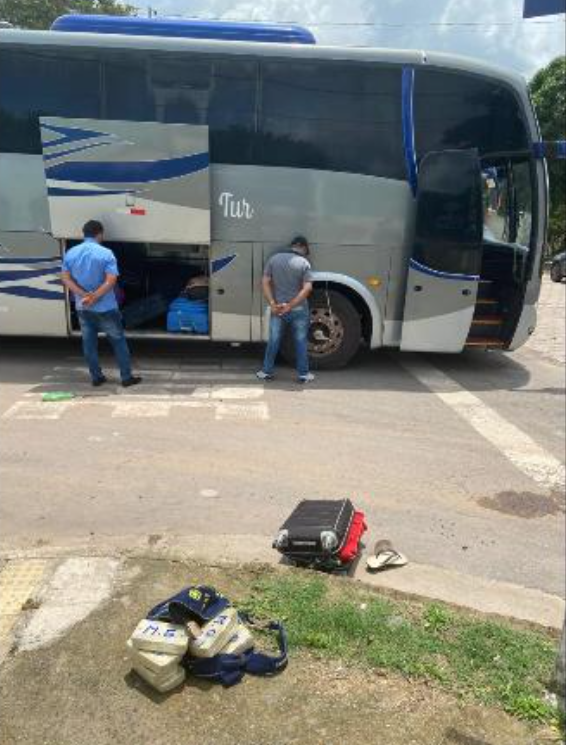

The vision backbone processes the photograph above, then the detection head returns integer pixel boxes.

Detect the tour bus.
[0,15,548,367]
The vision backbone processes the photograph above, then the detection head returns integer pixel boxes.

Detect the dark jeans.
[77,310,132,383]
[262,305,310,378]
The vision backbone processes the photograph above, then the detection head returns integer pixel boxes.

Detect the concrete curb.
[1,534,564,630]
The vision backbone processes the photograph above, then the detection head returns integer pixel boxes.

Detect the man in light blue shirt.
[61,220,141,388]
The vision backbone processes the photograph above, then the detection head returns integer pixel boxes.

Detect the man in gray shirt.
[257,236,314,383]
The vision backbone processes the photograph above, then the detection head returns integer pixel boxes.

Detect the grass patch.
[241,572,562,729]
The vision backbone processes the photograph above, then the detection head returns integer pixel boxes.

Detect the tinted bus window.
[0,46,101,154]
[259,61,404,179]
[103,51,152,122]
[150,56,211,124]
[102,51,257,164]
[414,69,529,158]
[150,55,257,164]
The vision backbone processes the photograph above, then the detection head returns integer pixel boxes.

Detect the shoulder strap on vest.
[186,617,288,686]
[241,616,288,676]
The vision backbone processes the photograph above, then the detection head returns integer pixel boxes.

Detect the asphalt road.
[1,304,564,599]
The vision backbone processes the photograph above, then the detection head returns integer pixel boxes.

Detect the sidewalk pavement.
[0,554,558,745]
[3,534,564,630]
[525,278,566,365]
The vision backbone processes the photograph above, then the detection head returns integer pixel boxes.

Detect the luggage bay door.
[210,243,253,341]
[400,149,483,352]
[40,118,210,244]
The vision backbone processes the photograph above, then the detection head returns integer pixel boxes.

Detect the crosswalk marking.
[3,396,270,421]
[402,356,565,493]
[53,366,255,382]
[3,400,76,420]
[110,401,173,418]
[215,402,270,421]
[2,367,271,422]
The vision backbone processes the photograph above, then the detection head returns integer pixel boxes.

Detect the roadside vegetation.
[242,572,563,730]
[531,55,566,255]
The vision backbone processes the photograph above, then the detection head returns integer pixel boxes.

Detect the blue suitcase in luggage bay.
[167,298,209,334]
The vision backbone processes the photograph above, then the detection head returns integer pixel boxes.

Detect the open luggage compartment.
[67,242,211,337]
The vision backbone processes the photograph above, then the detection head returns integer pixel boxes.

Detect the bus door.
[400,149,483,352]
[210,243,253,341]
[39,117,211,244]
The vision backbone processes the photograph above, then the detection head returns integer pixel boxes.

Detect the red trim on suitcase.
[338,511,367,563]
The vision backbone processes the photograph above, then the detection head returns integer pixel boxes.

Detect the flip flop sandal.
[366,539,408,572]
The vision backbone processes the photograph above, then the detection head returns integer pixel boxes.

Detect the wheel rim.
[308,306,345,358]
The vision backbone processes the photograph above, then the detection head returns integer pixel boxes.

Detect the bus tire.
[281,289,362,370]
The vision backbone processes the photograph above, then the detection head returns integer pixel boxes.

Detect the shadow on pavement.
[0,336,536,394]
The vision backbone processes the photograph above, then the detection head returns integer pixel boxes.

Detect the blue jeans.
[77,310,133,383]
[263,305,310,378]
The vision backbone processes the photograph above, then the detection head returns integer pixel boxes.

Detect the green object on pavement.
[42,392,76,402]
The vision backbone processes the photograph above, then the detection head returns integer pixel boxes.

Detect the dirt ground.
[0,558,557,745]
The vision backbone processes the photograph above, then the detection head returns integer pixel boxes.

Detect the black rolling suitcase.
[273,499,356,572]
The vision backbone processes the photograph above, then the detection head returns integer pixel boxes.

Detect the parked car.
[550,251,566,283]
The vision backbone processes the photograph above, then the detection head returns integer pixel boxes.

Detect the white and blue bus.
[0,15,548,366]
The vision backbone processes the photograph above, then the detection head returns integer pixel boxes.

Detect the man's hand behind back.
[276,303,293,316]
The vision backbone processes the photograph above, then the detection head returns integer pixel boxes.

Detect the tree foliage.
[0,0,136,30]
[530,56,566,252]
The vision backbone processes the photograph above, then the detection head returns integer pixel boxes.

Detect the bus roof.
[50,14,316,45]
[0,27,526,91]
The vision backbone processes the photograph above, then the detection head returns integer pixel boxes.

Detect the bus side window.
[0,46,101,155]
[102,50,152,122]
[101,50,258,166]
[150,56,211,125]
[414,69,530,160]
[258,60,404,180]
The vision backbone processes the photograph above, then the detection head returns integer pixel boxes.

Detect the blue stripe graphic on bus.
[0,267,61,282]
[402,68,418,197]
[0,257,60,265]
[42,123,111,150]
[211,254,237,274]
[0,285,64,300]
[45,152,210,184]
[523,0,565,17]
[410,258,479,282]
[47,187,132,198]
[44,141,112,162]
[0,257,64,301]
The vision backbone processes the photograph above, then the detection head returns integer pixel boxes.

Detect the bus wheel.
[281,290,362,370]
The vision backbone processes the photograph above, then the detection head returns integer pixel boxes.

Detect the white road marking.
[111,401,172,418]
[52,366,254,382]
[3,389,270,422]
[210,386,264,400]
[200,488,219,498]
[17,557,119,652]
[4,362,270,422]
[215,402,270,421]
[402,356,565,492]
[2,400,75,420]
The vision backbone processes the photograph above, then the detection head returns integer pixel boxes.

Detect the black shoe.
[92,375,107,387]
[121,376,142,388]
